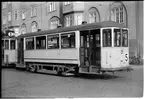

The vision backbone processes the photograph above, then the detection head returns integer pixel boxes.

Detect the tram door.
[80,29,101,70]
[17,38,24,64]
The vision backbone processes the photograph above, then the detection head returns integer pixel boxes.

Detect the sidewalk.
[130,64,143,67]
[129,64,143,70]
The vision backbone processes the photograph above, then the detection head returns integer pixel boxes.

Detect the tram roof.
[2,36,16,40]
[17,21,127,38]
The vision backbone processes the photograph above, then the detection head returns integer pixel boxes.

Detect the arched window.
[50,16,60,29]
[31,21,38,32]
[110,2,127,26]
[21,23,27,34]
[88,7,100,23]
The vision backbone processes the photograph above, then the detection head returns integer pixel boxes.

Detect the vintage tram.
[15,21,131,75]
[2,36,17,67]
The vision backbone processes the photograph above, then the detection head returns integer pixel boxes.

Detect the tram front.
[101,27,131,72]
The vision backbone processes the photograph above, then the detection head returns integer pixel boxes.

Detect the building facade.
[2,1,143,61]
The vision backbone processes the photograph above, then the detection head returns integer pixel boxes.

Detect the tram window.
[36,36,46,49]
[87,35,89,47]
[80,36,84,47]
[96,34,100,47]
[122,29,128,47]
[26,37,34,50]
[114,29,121,47]
[103,29,112,47]
[61,33,75,48]
[2,40,4,48]
[10,40,15,50]
[47,34,59,49]
[5,40,9,49]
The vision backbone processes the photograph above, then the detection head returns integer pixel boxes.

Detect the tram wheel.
[30,65,37,73]
[57,67,63,76]
[26,64,30,71]
[74,67,79,77]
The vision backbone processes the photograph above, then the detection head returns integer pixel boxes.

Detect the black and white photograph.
[1,1,144,98]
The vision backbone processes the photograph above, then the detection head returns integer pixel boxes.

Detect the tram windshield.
[122,29,128,47]
[103,29,112,47]
[102,28,128,47]
[114,29,121,47]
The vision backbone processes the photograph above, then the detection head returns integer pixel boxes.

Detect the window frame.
[8,12,11,21]
[47,2,56,13]
[25,37,35,50]
[2,2,7,9]
[64,2,70,5]
[89,12,96,23]
[122,28,128,47]
[102,28,112,47]
[50,19,59,29]
[22,10,26,20]
[114,28,121,47]
[7,2,11,4]
[10,40,16,50]
[75,13,83,25]
[2,15,7,25]
[31,6,37,18]
[47,34,59,49]
[2,40,5,49]
[111,6,124,24]
[5,40,9,50]
[21,24,27,34]
[31,21,38,32]
[65,15,72,27]
[61,32,76,49]
[14,10,18,20]
[35,35,46,50]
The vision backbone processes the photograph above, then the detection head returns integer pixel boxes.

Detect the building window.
[50,20,58,29]
[5,40,9,50]
[111,6,124,23]
[36,36,46,49]
[89,13,96,23]
[103,29,112,47]
[2,2,7,9]
[7,2,11,4]
[50,17,60,29]
[21,24,27,34]
[88,7,100,23]
[47,34,59,49]
[2,40,4,48]
[14,10,18,20]
[122,29,128,47]
[10,40,15,50]
[61,33,75,48]
[31,7,37,17]
[75,13,83,25]
[26,37,34,50]
[22,10,26,20]
[31,21,38,32]
[47,2,56,13]
[3,16,7,25]
[120,7,123,23]
[114,29,121,47]
[65,15,72,27]
[64,2,70,5]
[8,12,11,21]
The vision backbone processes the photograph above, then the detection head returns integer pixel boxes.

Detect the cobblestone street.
[2,65,143,98]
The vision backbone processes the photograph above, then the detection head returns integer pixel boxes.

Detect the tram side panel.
[24,49,79,65]
[23,31,80,70]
